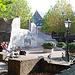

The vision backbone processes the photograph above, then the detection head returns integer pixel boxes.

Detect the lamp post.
[64,18,72,62]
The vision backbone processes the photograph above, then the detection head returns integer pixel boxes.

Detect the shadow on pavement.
[29,52,48,54]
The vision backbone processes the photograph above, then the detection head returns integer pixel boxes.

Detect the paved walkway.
[0,47,67,74]
[14,47,65,61]
[26,47,64,58]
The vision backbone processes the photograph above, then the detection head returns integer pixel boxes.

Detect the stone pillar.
[28,20,31,31]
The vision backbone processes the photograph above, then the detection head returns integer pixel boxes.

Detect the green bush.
[57,42,66,47]
[69,42,75,50]
[41,42,56,47]
[62,45,67,50]
[62,42,75,50]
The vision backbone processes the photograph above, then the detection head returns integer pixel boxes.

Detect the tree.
[0,0,17,18]
[42,0,75,34]
[3,0,32,29]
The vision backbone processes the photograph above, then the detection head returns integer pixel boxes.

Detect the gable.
[32,10,43,23]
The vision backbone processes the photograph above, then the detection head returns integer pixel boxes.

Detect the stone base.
[43,48,54,53]
[8,58,70,75]
[0,52,7,61]
[8,58,41,75]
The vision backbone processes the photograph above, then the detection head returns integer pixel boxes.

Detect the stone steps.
[0,62,8,74]
[37,31,58,48]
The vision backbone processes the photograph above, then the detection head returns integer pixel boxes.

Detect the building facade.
[0,18,12,43]
[32,10,43,31]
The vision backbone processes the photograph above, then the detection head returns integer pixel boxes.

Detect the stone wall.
[8,58,70,75]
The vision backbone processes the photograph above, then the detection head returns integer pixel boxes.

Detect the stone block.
[8,58,41,75]
[0,52,6,61]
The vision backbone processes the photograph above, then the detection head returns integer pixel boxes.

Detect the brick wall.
[0,32,10,43]
[0,18,7,31]
[0,18,12,31]
[0,18,12,43]
[29,73,53,75]
[41,59,69,74]
[8,60,20,75]
[0,53,3,61]
[8,58,41,75]
[0,52,6,61]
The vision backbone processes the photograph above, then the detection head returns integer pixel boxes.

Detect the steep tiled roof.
[32,10,43,24]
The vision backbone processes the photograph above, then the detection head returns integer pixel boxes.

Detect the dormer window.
[40,23,42,25]
[37,23,39,25]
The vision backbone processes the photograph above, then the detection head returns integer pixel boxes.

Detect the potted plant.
[41,42,56,53]
[62,42,75,53]
[68,43,75,53]
[56,42,66,48]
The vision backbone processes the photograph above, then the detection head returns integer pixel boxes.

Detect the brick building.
[32,10,43,31]
[0,18,13,43]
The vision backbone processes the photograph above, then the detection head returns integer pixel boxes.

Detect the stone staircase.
[37,31,58,48]
[0,62,8,74]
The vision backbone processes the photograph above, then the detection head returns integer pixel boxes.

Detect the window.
[37,23,39,25]
[40,23,42,25]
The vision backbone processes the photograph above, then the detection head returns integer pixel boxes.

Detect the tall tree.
[0,0,17,18]
[42,0,75,34]
[4,0,32,29]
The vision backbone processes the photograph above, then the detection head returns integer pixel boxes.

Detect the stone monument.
[8,17,32,50]
[8,17,57,51]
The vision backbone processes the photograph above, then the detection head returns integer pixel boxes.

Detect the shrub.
[62,42,75,50]
[62,45,67,50]
[41,42,56,47]
[69,42,75,50]
[57,42,66,47]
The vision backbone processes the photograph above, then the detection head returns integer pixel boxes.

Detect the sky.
[26,0,75,17]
